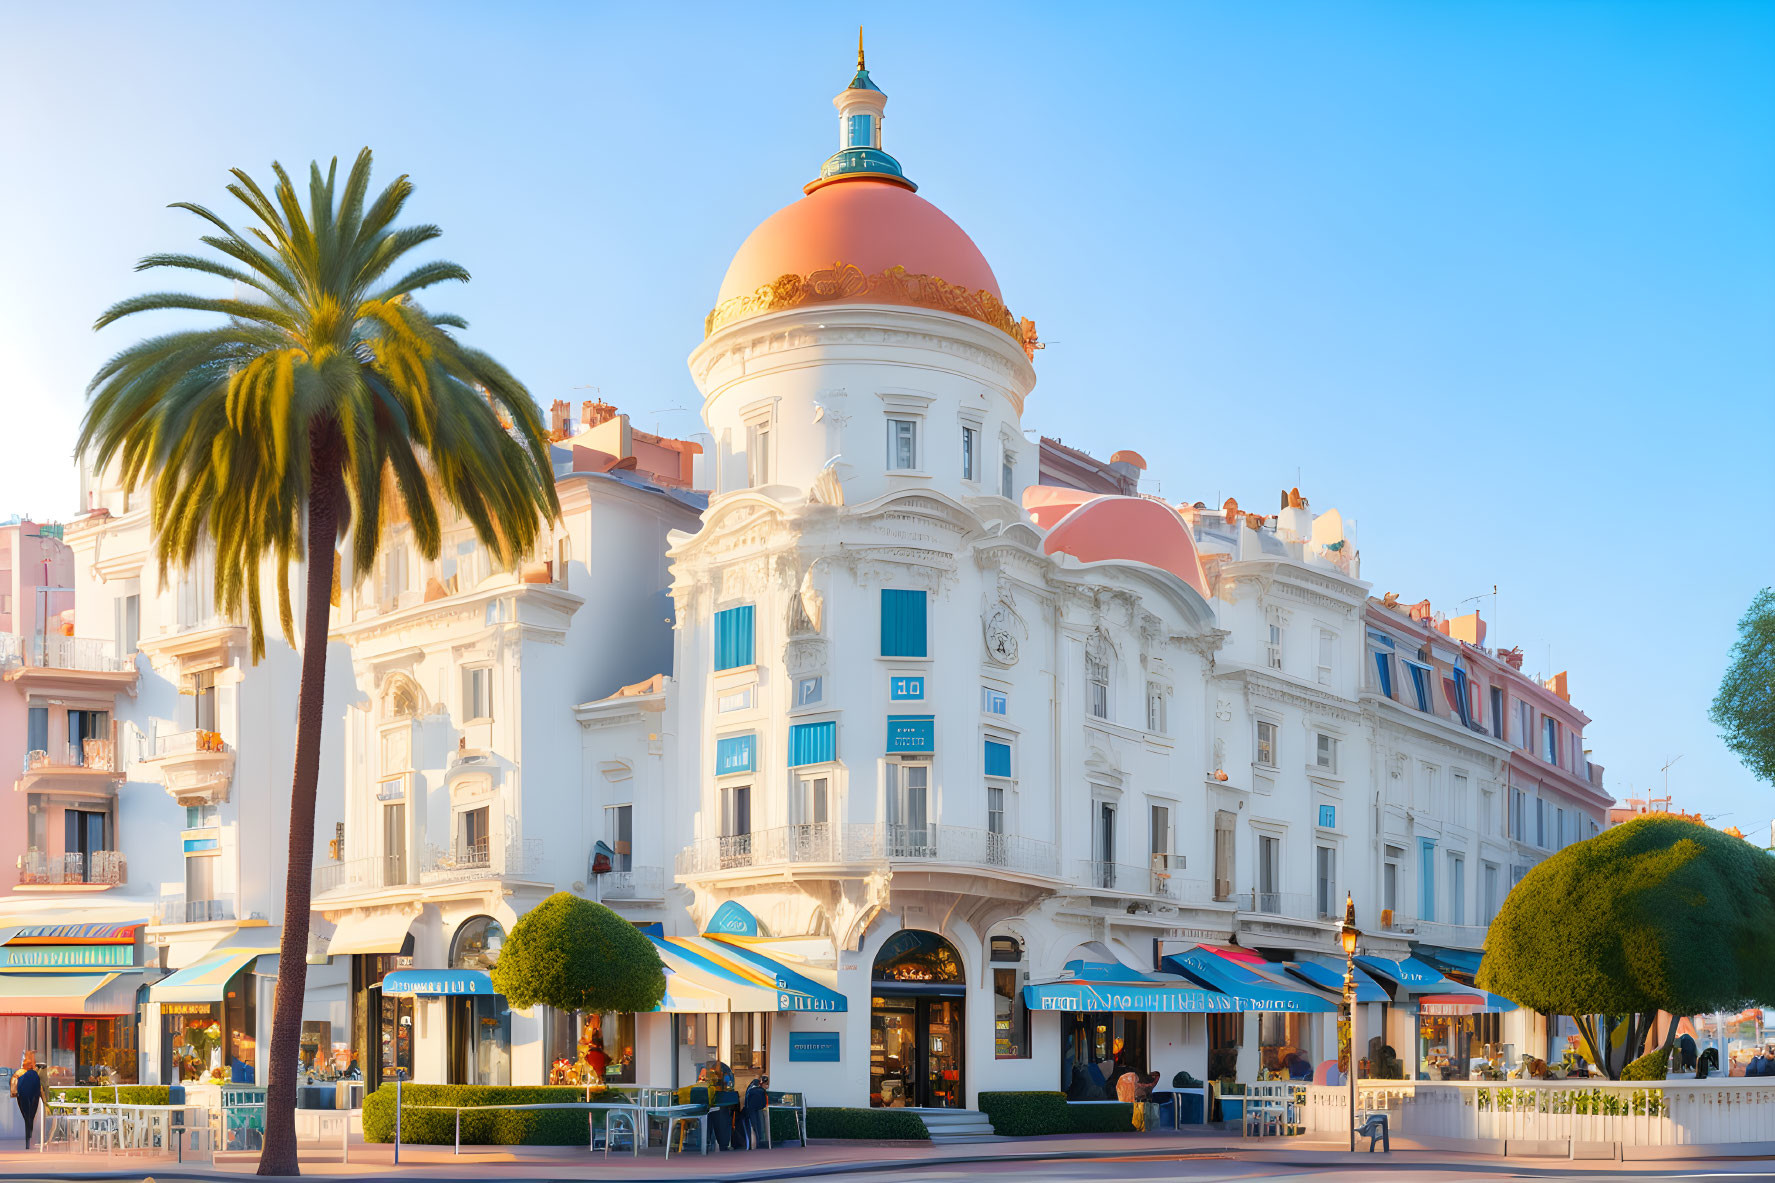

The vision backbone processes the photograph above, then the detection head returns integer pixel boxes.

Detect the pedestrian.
[11,1052,41,1149]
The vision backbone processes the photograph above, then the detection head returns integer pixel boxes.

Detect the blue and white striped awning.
[1023,959,1241,1014]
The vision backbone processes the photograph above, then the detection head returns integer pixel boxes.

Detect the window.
[1316,630,1335,685]
[1372,649,1394,698]
[715,733,756,775]
[1510,789,1526,841]
[1213,811,1236,900]
[1481,786,1497,836]
[792,773,828,830]
[1255,720,1277,767]
[1315,845,1336,918]
[718,686,753,713]
[879,589,928,657]
[605,804,632,872]
[745,420,771,488]
[184,850,218,909]
[886,762,930,849]
[65,809,109,881]
[68,709,108,766]
[1407,663,1432,712]
[1483,862,1501,922]
[1086,650,1110,720]
[1149,804,1172,881]
[1266,612,1283,670]
[117,593,139,658]
[1555,807,1566,849]
[794,676,823,708]
[1257,834,1280,913]
[1535,798,1547,848]
[1517,702,1533,750]
[1450,667,1473,727]
[464,666,493,722]
[1384,845,1402,916]
[1317,804,1336,828]
[961,425,979,482]
[1419,839,1436,921]
[1571,734,1584,771]
[714,605,756,670]
[1000,452,1015,499]
[719,784,752,865]
[992,944,1029,1059]
[1093,800,1117,880]
[981,686,1008,715]
[1449,853,1465,924]
[987,784,1005,836]
[1489,687,1505,739]
[886,418,918,470]
[1315,732,1338,773]
[789,720,836,767]
[194,670,217,732]
[1543,716,1559,764]
[457,805,490,864]
[847,111,873,147]
[984,739,1013,779]
[26,705,47,757]
[1145,683,1167,733]
[381,543,408,606]
[185,804,219,829]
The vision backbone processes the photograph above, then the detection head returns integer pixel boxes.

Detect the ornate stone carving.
[705,261,1039,358]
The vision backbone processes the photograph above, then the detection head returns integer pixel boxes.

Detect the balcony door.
[456,805,490,866]
[792,773,829,857]
[68,709,108,766]
[383,802,406,886]
[885,762,929,856]
[65,809,107,882]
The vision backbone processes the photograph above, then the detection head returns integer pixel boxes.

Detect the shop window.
[1207,1012,1240,1084]
[1259,1013,1311,1077]
[991,938,1029,1060]
[1062,1011,1148,1097]
[545,1009,636,1085]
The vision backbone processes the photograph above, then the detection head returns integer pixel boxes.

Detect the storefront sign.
[778,991,844,1013]
[885,715,934,754]
[889,676,924,700]
[0,944,134,969]
[788,1032,841,1062]
[705,901,759,937]
[161,1002,218,1016]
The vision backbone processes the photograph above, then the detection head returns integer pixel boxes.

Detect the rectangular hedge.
[362,1086,929,1145]
[978,1092,1133,1136]
[46,1086,171,1106]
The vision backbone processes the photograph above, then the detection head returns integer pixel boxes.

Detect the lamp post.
[1341,892,1361,1152]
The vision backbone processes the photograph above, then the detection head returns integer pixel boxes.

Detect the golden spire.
[857,26,865,70]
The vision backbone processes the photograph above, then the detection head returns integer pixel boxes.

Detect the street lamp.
[1341,892,1361,1152]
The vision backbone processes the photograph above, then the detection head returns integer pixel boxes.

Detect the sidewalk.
[0,1129,1751,1181]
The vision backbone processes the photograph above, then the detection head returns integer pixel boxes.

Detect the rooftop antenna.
[1660,754,1684,802]
[1460,584,1499,644]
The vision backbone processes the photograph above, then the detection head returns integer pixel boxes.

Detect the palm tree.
[78,149,558,1175]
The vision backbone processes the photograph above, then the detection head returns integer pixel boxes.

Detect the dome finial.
[858,26,865,70]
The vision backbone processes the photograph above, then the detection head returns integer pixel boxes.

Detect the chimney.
[1544,671,1570,702]
[549,399,572,438]
[1447,611,1487,648]
[583,400,618,429]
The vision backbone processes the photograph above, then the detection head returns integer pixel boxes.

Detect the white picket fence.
[1303,1080,1775,1154]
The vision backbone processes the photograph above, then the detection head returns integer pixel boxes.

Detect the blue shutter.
[715,733,756,775]
[984,740,1012,778]
[1451,667,1472,726]
[1419,838,1436,921]
[880,590,927,657]
[788,721,837,768]
[1318,804,1336,828]
[886,715,935,754]
[1373,652,1393,699]
[714,605,755,671]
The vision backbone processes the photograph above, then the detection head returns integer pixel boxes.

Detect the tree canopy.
[491,892,666,1015]
[1480,815,1775,1075]
[1712,588,1775,788]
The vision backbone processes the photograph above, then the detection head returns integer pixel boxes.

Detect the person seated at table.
[1285,1052,1314,1081]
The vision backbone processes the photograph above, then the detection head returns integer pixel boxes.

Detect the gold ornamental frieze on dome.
[705,261,1039,360]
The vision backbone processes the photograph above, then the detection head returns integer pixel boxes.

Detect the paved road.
[762,1155,1775,1183]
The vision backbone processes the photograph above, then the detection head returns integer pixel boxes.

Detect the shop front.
[445,916,509,1085]
[378,968,510,1086]
[869,930,965,1109]
[149,943,272,1084]
[1024,951,1240,1099]
[0,921,157,1088]
[1358,954,1517,1080]
[1162,947,1337,1081]
[333,913,417,1088]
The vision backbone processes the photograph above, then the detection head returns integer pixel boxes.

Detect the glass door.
[923,999,965,1109]
[870,997,917,1107]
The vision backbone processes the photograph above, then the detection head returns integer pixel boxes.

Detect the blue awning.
[649,935,847,1013]
[1357,955,1516,1012]
[1284,958,1390,1004]
[1415,946,1484,977]
[1162,949,1338,1014]
[1023,959,1241,1014]
[379,969,497,997]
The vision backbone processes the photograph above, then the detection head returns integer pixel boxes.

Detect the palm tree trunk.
[258,424,342,1177]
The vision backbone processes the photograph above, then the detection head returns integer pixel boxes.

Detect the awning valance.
[379,969,494,997]
[1283,958,1390,1004]
[149,947,265,1004]
[1163,948,1338,1014]
[0,969,157,1015]
[1024,959,1241,1014]
[325,911,415,957]
[649,934,847,1013]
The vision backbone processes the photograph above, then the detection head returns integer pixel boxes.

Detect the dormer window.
[847,112,874,148]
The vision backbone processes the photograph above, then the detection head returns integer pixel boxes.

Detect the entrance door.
[869,996,965,1109]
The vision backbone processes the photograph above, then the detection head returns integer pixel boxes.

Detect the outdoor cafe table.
[41,1102,208,1158]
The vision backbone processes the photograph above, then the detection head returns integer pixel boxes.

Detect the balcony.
[1076,860,1214,904]
[1238,889,1321,919]
[14,849,126,892]
[676,823,1061,880]
[1412,919,1487,950]
[596,866,665,901]
[17,737,123,798]
[141,729,234,805]
[151,895,239,927]
[3,636,138,692]
[313,854,409,896]
[419,838,545,886]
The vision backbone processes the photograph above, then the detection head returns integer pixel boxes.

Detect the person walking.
[11,1052,41,1149]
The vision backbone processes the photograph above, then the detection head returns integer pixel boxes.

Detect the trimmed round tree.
[1479,815,1775,1078]
[491,892,666,1015]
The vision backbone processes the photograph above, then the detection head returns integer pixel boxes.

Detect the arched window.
[450,916,504,971]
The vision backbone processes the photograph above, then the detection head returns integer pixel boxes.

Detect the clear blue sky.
[3,2,1771,824]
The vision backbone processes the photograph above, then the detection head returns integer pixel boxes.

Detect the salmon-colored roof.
[1034,492,1211,601]
[716,179,1001,307]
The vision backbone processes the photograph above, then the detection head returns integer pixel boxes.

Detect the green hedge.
[363,1085,610,1145]
[362,1086,926,1145]
[47,1086,171,1105]
[978,1092,1134,1136]
[807,1107,928,1140]
[1622,1049,1670,1081]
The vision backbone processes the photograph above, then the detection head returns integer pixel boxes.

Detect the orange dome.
[717,181,1000,308]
